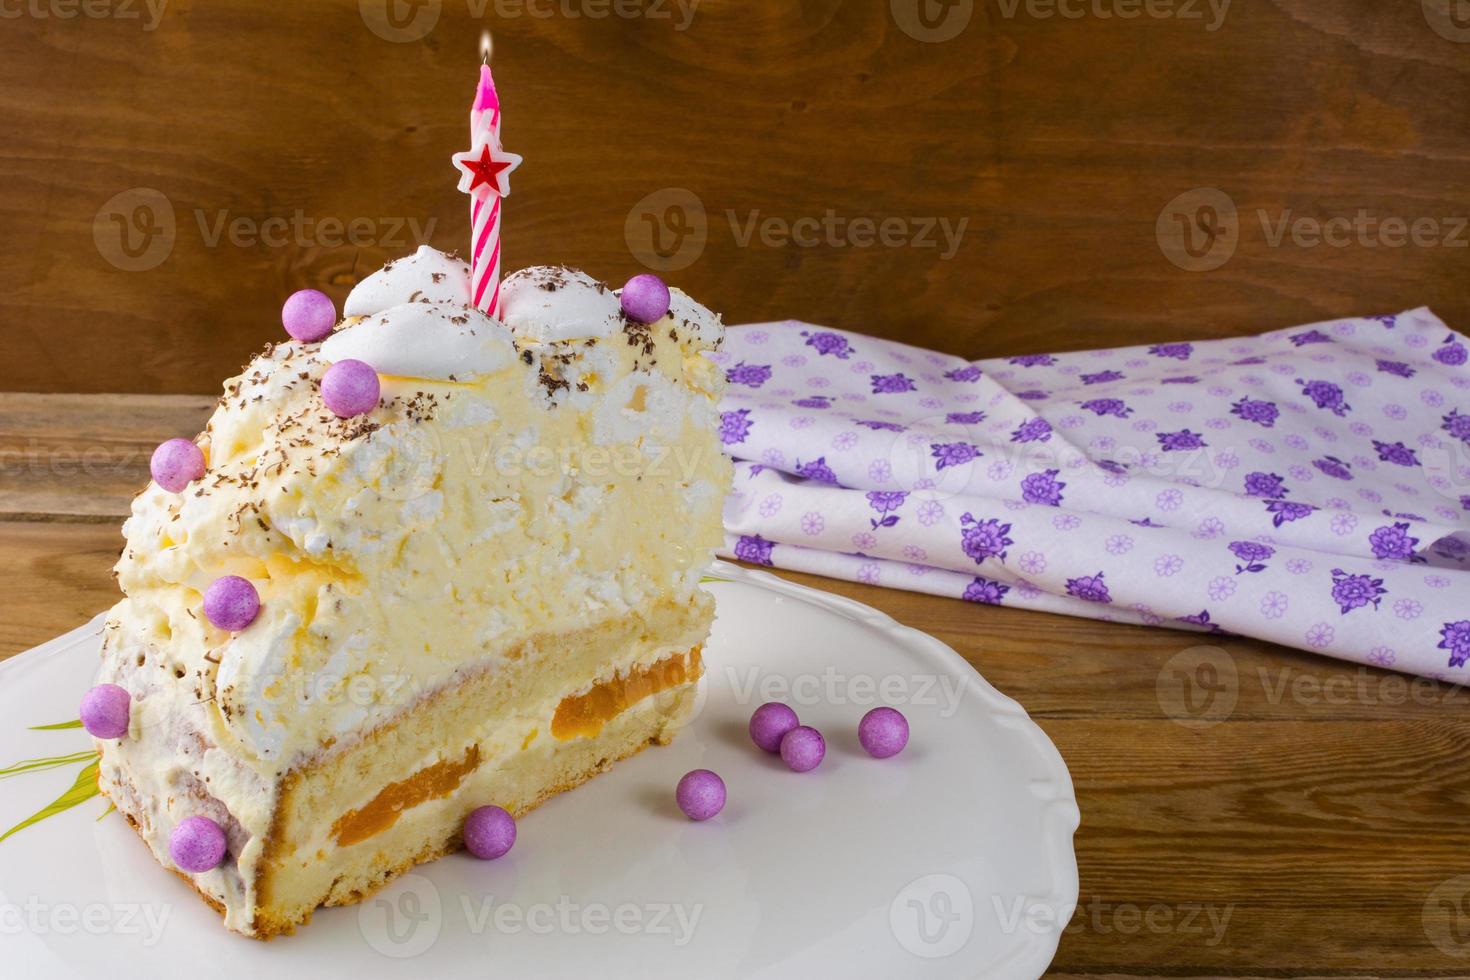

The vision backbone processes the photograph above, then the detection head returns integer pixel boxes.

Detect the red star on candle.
[452,139,522,197]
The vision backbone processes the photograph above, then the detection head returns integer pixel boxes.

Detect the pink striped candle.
[451,38,522,318]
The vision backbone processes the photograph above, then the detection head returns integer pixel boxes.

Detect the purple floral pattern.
[726,362,772,388]
[959,514,1013,564]
[717,313,1470,681]
[1368,523,1419,562]
[931,442,983,470]
[1440,621,1470,667]
[720,409,753,445]
[1244,472,1288,499]
[1010,418,1053,444]
[866,491,908,529]
[871,373,917,394]
[1330,568,1387,614]
[1231,398,1280,427]
[1229,541,1275,574]
[1021,469,1066,507]
[1297,379,1351,416]
[733,534,774,566]
[1066,572,1113,603]
[962,577,1010,605]
[1157,430,1208,452]
[802,330,854,359]
[1081,398,1133,418]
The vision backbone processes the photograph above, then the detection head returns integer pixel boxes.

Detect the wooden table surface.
[3,390,1468,975]
[5,1,1470,394]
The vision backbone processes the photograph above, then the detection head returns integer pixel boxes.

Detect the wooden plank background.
[3,0,1468,394]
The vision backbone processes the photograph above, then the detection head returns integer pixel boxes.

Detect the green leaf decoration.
[0,759,101,844]
[0,751,98,780]
[699,575,728,584]
[97,802,117,822]
[29,719,84,731]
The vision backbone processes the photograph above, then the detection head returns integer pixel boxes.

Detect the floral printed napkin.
[713,309,1470,681]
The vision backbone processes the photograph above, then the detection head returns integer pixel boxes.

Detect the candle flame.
[480,30,493,64]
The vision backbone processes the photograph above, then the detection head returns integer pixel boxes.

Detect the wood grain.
[3,1,1468,394]
[5,392,1470,974]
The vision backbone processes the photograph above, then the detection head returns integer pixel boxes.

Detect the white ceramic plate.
[0,561,1078,979]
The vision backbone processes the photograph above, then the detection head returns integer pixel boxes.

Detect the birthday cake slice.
[88,247,729,937]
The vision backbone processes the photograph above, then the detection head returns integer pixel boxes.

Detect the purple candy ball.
[675,769,726,821]
[779,725,826,773]
[170,816,227,873]
[150,438,206,493]
[464,805,516,859]
[321,359,381,418]
[281,289,337,342]
[858,706,909,759]
[620,274,671,324]
[80,683,131,740]
[204,575,260,632]
[749,702,800,754]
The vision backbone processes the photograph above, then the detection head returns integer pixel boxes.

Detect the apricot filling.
[551,646,702,741]
[331,745,481,847]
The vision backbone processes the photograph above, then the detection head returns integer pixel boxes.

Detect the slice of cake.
[91,247,730,937]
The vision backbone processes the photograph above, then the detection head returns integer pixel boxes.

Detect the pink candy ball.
[858,706,909,759]
[749,702,800,753]
[620,274,671,324]
[779,725,826,773]
[170,816,227,873]
[80,683,131,740]
[281,289,337,342]
[675,769,727,821]
[150,438,206,493]
[321,359,380,418]
[464,805,516,860]
[204,575,260,632]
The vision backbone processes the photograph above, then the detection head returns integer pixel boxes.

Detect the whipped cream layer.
[100,249,728,793]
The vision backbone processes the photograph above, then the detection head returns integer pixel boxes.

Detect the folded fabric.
[714,310,1470,682]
